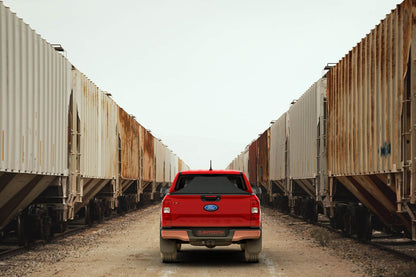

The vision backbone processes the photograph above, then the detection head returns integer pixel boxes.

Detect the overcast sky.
[3,0,403,170]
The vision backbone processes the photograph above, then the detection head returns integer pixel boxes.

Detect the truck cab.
[160,170,262,262]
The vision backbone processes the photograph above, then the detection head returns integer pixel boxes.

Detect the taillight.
[250,199,260,222]
[162,199,172,222]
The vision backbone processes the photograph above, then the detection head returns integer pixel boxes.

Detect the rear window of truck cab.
[171,174,250,195]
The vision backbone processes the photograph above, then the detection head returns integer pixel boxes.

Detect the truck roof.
[178,170,242,175]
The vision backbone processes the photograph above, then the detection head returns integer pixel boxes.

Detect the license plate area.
[193,229,229,237]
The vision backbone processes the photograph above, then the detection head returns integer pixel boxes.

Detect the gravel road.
[1,205,415,277]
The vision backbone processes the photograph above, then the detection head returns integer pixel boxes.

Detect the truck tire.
[160,234,177,263]
[244,233,262,263]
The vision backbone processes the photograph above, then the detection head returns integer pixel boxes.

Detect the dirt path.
[0,205,367,277]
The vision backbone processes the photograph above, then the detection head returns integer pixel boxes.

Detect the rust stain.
[178,158,183,172]
[118,107,140,180]
[106,103,109,124]
[257,129,270,183]
[142,127,155,182]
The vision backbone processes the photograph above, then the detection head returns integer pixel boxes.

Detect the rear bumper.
[160,228,261,242]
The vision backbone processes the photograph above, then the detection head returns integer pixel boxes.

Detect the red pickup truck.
[160,170,262,262]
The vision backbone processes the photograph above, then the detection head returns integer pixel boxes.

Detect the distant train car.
[247,78,326,220]
[248,140,258,186]
[154,138,166,186]
[257,129,270,191]
[117,107,141,210]
[287,78,327,221]
[170,154,178,183]
[164,148,172,184]
[242,148,249,179]
[140,126,155,191]
[269,113,289,211]
[71,68,119,220]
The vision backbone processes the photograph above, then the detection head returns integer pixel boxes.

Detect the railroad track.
[315,219,416,262]
[0,224,87,260]
[0,203,156,260]
[263,206,416,262]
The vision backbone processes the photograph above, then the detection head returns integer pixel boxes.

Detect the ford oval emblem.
[204,204,218,212]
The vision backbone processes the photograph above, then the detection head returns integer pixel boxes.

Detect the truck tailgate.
[166,195,252,227]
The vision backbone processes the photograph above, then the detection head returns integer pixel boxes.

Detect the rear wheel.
[160,234,177,263]
[244,233,262,263]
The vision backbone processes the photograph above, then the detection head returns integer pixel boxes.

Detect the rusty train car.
[0,2,189,241]
[227,0,416,240]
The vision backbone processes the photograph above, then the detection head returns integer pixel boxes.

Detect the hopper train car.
[0,1,190,242]
[228,0,416,241]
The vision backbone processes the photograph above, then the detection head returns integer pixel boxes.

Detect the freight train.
[0,2,189,242]
[227,0,416,241]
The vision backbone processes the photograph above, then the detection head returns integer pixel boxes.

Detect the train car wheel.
[40,216,52,241]
[356,206,372,242]
[282,196,290,214]
[84,206,92,226]
[342,212,352,237]
[17,215,27,245]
